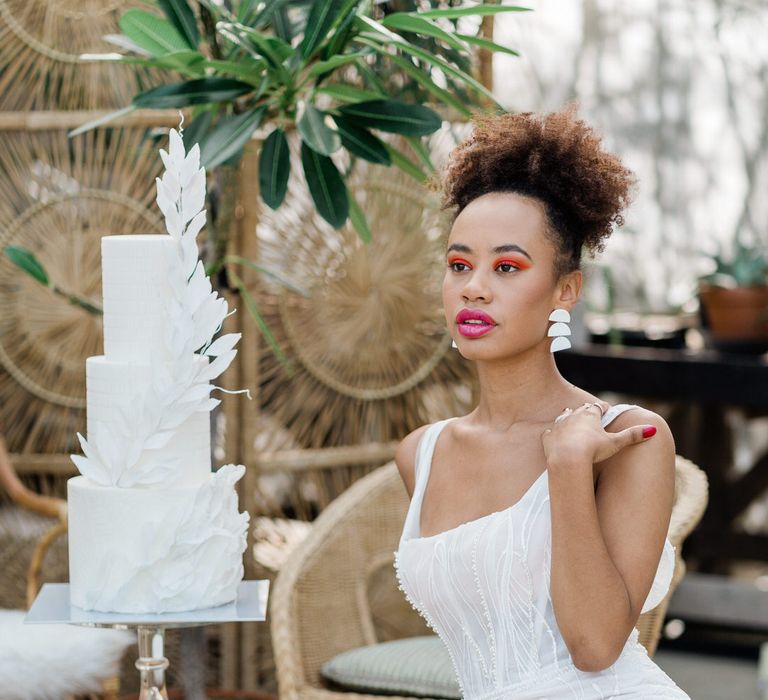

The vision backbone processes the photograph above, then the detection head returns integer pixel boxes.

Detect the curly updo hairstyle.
[439,106,636,280]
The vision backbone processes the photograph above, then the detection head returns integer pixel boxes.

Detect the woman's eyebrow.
[446,243,533,262]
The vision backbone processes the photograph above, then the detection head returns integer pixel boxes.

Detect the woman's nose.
[461,269,491,302]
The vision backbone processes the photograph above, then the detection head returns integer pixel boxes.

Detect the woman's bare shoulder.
[394,424,431,499]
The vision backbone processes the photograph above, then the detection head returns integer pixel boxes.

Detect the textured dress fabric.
[394,404,690,699]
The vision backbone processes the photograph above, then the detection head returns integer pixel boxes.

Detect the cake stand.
[25,581,270,699]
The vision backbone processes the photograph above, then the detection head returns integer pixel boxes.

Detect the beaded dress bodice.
[393,404,689,700]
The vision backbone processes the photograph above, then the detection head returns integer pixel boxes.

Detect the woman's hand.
[541,401,657,467]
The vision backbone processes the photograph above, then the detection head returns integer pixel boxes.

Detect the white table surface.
[24,581,269,627]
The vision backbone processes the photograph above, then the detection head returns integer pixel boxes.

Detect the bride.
[393,107,690,699]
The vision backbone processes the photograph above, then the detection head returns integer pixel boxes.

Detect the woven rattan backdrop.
[0,0,158,111]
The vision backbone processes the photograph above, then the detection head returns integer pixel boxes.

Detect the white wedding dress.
[394,403,690,699]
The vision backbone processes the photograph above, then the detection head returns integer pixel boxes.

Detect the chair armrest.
[0,437,66,520]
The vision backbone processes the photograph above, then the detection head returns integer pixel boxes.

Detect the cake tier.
[68,465,249,613]
[101,234,178,363]
[86,356,211,487]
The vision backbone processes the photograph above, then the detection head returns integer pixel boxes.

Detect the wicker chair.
[270,455,709,700]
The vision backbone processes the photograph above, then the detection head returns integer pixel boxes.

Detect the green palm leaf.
[299,0,346,59]
[298,103,341,155]
[259,128,291,209]
[119,9,190,56]
[199,107,266,169]
[333,115,390,164]
[348,193,372,243]
[337,99,441,136]
[133,78,253,108]
[158,0,200,49]
[301,142,349,228]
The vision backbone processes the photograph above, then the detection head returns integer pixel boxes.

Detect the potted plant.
[697,240,768,353]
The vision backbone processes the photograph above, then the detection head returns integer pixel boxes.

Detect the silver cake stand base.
[25,581,270,699]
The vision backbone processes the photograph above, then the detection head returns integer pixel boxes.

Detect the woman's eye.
[449,261,469,272]
[496,262,519,273]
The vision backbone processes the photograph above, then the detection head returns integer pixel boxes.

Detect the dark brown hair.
[439,106,635,279]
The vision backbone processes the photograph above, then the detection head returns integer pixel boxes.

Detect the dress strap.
[399,418,456,545]
[600,403,641,428]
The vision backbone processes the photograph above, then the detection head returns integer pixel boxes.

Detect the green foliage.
[198,106,266,168]
[301,141,349,227]
[119,10,190,55]
[297,103,341,155]
[4,245,48,286]
[259,128,291,209]
[133,77,253,108]
[333,115,390,165]
[337,99,442,136]
[158,0,200,48]
[80,0,528,235]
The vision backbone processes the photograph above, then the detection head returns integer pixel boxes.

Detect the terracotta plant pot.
[698,283,768,351]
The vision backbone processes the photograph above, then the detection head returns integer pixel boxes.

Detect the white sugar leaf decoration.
[205,332,241,356]
[178,382,215,404]
[71,454,111,486]
[124,438,144,476]
[169,128,185,171]
[182,143,201,182]
[173,352,197,381]
[199,398,221,412]
[156,176,179,211]
[155,184,176,220]
[161,410,195,432]
[192,295,229,350]
[160,203,183,240]
[185,262,212,314]
[118,458,179,488]
[144,430,178,450]
[162,169,181,201]
[159,148,173,172]
[181,233,199,278]
[72,433,112,485]
[93,430,125,484]
[185,210,206,241]
[201,349,237,382]
[76,431,95,460]
[181,169,205,222]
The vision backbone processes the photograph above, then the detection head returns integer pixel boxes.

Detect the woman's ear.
[556,270,582,308]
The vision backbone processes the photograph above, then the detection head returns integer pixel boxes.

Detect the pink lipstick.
[456,308,497,338]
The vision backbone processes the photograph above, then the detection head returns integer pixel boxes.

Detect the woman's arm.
[544,406,675,672]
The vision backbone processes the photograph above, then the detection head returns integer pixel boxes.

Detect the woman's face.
[442,191,577,361]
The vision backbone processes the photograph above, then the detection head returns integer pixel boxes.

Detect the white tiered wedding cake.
[67,128,249,613]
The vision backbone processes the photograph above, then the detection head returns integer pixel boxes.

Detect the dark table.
[556,343,768,570]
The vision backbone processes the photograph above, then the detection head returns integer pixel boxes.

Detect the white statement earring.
[548,308,571,352]
[451,339,458,348]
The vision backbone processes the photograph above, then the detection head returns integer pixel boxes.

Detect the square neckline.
[409,404,641,543]
[413,417,549,542]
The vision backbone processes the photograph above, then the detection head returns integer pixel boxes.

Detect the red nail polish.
[642,426,657,438]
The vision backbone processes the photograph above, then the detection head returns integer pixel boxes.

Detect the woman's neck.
[470,345,578,431]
